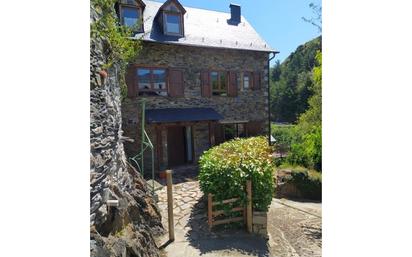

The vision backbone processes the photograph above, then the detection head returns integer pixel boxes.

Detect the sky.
[162,0,321,66]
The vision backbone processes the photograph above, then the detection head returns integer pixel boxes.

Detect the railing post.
[208,193,213,230]
[246,180,252,233]
[141,99,146,176]
[166,170,175,241]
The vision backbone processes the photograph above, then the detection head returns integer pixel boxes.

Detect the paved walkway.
[268,199,321,257]
[156,174,321,257]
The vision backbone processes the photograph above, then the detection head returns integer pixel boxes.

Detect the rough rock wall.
[90,5,163,257]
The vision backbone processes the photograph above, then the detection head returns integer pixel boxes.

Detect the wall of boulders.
[90,4,163,257]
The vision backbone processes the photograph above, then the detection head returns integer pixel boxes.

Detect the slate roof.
[146,108,223,123]
[133,0,277,53]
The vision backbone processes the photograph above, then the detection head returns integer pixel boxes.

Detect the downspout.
[268,51,278,146]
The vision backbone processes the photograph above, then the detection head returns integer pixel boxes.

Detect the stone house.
[119,0,278,172]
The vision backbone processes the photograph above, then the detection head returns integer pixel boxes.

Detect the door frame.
[165,124,195,168]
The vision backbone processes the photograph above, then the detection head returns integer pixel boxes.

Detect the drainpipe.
[267,51,278,146]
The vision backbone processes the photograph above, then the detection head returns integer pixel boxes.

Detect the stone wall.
[90,5,163,257]
[122,42,270,169]
[252,211,268,239]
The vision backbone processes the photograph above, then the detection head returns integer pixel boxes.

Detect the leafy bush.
[287,125,321,171]
[199,137,275,212]
[282,166,321,200]
[271,124,295,152]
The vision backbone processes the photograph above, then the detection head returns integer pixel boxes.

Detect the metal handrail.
[128,99,155,195]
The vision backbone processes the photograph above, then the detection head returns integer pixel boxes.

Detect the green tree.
[272,60,282,81]
[288,51,322,171]
[297,51,322,130]
[302,3,322,33]
[270,36,321,123]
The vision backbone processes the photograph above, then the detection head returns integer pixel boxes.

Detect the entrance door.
[167,126,186,167]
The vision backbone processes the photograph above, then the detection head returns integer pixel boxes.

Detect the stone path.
[156,174,322,257]
[157,181,204,232]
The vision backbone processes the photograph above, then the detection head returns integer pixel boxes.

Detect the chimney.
[229,3,241,24]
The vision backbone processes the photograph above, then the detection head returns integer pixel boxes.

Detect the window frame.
[136,66,168,96]
[223,123,247,140]
[210,70,228,96]
[163,10,184,36]
[243,71,253,90]
[119,4,143,32]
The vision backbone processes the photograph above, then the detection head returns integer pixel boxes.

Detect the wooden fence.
[207,180,252,232]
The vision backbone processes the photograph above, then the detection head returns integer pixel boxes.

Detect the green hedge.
[199,137,275,212]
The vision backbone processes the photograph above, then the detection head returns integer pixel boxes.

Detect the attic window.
[119,1,143,32]
[164,12,182,35]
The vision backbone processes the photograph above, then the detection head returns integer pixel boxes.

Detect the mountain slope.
[270,36,322,123]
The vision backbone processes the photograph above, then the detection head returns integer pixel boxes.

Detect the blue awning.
[146,108,223,124]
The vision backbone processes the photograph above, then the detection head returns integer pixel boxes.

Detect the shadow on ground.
[185,196,270,257]
[301,224,322,247]
[154,164,199,186]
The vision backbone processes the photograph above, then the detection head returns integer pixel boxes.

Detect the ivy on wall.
[91,0,142,99]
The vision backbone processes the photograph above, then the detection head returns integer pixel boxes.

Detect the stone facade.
[122,42,270,171]
[90,5,163,257]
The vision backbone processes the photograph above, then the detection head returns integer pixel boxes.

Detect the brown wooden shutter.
[201,71,211,97]
[246,121,263,136]
[168,69,184,97]
[228,71,238,97]
[125,65,136,97]
[252,71,261,90]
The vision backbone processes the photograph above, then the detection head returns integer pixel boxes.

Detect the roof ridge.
[143,0,235,16]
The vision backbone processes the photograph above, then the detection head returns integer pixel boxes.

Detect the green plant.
[287,167,321,200]
[286,126,321,170]
[199,137,275,212]
[91,0,142,99]
[285,52,322,171]
[277,164,321,200]
[271,124,296,160]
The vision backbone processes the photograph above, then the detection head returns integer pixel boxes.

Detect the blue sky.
[170,0,322,66]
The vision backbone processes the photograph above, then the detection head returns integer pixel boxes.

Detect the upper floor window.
[211,71,227,96]
[243,72,251,90]
[119,0,145,32]
[164,12,182,35]
[137,68,168,96]
[159,0,186,36]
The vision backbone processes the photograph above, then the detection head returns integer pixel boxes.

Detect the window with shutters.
[253,71,261,90]
[137,67,168,96]
[210,71,228,96]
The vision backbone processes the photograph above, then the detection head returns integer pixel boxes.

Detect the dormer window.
[118,0,145,32]
[158,0,186,37]
[164,12,182,35]
[121,6,141,28]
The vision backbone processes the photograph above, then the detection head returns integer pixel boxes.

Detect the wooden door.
[167,126,186,167]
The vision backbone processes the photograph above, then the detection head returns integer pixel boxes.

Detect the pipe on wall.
[267,51,278,146]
